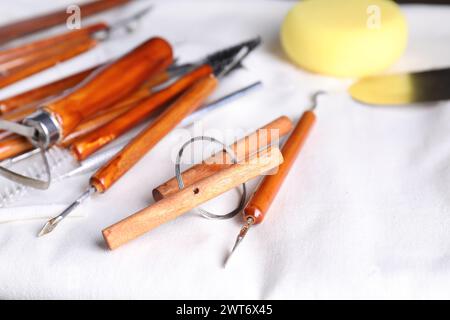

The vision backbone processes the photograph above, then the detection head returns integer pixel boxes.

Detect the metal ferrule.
[22,110,61,148]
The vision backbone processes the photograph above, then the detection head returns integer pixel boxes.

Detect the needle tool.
[225,91,325,266]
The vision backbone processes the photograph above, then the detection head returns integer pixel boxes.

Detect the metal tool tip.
[223,218,254,268]
[38,217,61,237]
[310,91,326,111]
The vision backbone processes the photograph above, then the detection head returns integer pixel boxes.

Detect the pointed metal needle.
[38,187,96,237]
[224,217,254,267]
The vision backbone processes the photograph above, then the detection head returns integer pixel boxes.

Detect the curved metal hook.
[0,146,51,190]
[310,91,326,111]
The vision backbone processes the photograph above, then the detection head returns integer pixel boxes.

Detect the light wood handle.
[90,74,218,193]
[0,0,130,45]
[152,115,294,200]
[0,66,98,114]
[43,37,173,138]
[244,110,316,224]
[0,36,98,89]
[102,146,284,250]
[71,65,213,161]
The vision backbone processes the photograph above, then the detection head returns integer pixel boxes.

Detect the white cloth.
[1,0,450,299]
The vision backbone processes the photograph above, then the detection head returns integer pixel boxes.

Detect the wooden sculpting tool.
[38,41,258,236]
[0,38,260,165]
[103,146,284,250]
[0,82,262,207]
[0,66,174,158]
[153,116,294,200]
[0,37,173,189]
[225,92,323,265]
[0,0,133,46]
[0,7,152,89]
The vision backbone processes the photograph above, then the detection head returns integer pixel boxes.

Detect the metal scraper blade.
[349,67,450,106]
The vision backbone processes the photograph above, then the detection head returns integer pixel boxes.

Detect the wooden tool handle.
[60,94,144,147]
[90,74,218,193]
[244,110,316,224]
[0,0,129,45]
[153,115,294,201]
[0,66,97,115]
[71,65,213,161]
[102,146,284,250]
[60,70,172,147]
[0,135,33,161]
[0,23,107,65]
[0,36,97,89]
[43,37,173,138]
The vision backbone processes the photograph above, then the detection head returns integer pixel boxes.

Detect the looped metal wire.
[175,136,246,220]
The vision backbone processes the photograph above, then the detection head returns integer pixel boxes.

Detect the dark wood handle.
[244,110,316,224]
[0,36,98,89]
[43,37,173,138]
[0,66,98,114]
[152,116,294,201]
[71,65,213,161]
[90,74,218,193]
[0,23,107,65]
[0,0,130,45]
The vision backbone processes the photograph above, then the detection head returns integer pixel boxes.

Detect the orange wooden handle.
[71,65,213,161]
[0,23,107,65]
[60,71,172,147]
[102,146,284,250]
[43,37,173,138]
[0,0,129,45]
[0,66,98,115]
[0,135,33,161]
[244,110,316,224]
[152,115,294,201]
[60,90,151,147]
[90,74,218,193]
[0,36,98,89]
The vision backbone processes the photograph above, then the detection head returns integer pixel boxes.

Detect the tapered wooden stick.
[152,116,293,200]
[102,146,284,250]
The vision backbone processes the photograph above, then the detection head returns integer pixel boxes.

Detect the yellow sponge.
[280,0,408,77]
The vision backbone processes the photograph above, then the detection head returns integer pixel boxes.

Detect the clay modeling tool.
[225,92,323,266]
[0,0,134,46]
[69,37,261,161]
[0,35,257,116]
[38,43,258,236]
[0,37,173,189]
[102,146,284,250]
[0,7,152,89]
[153,115,293,200]
[0,82,262,207]
[349,67,450,105]
[0,38,261,167]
